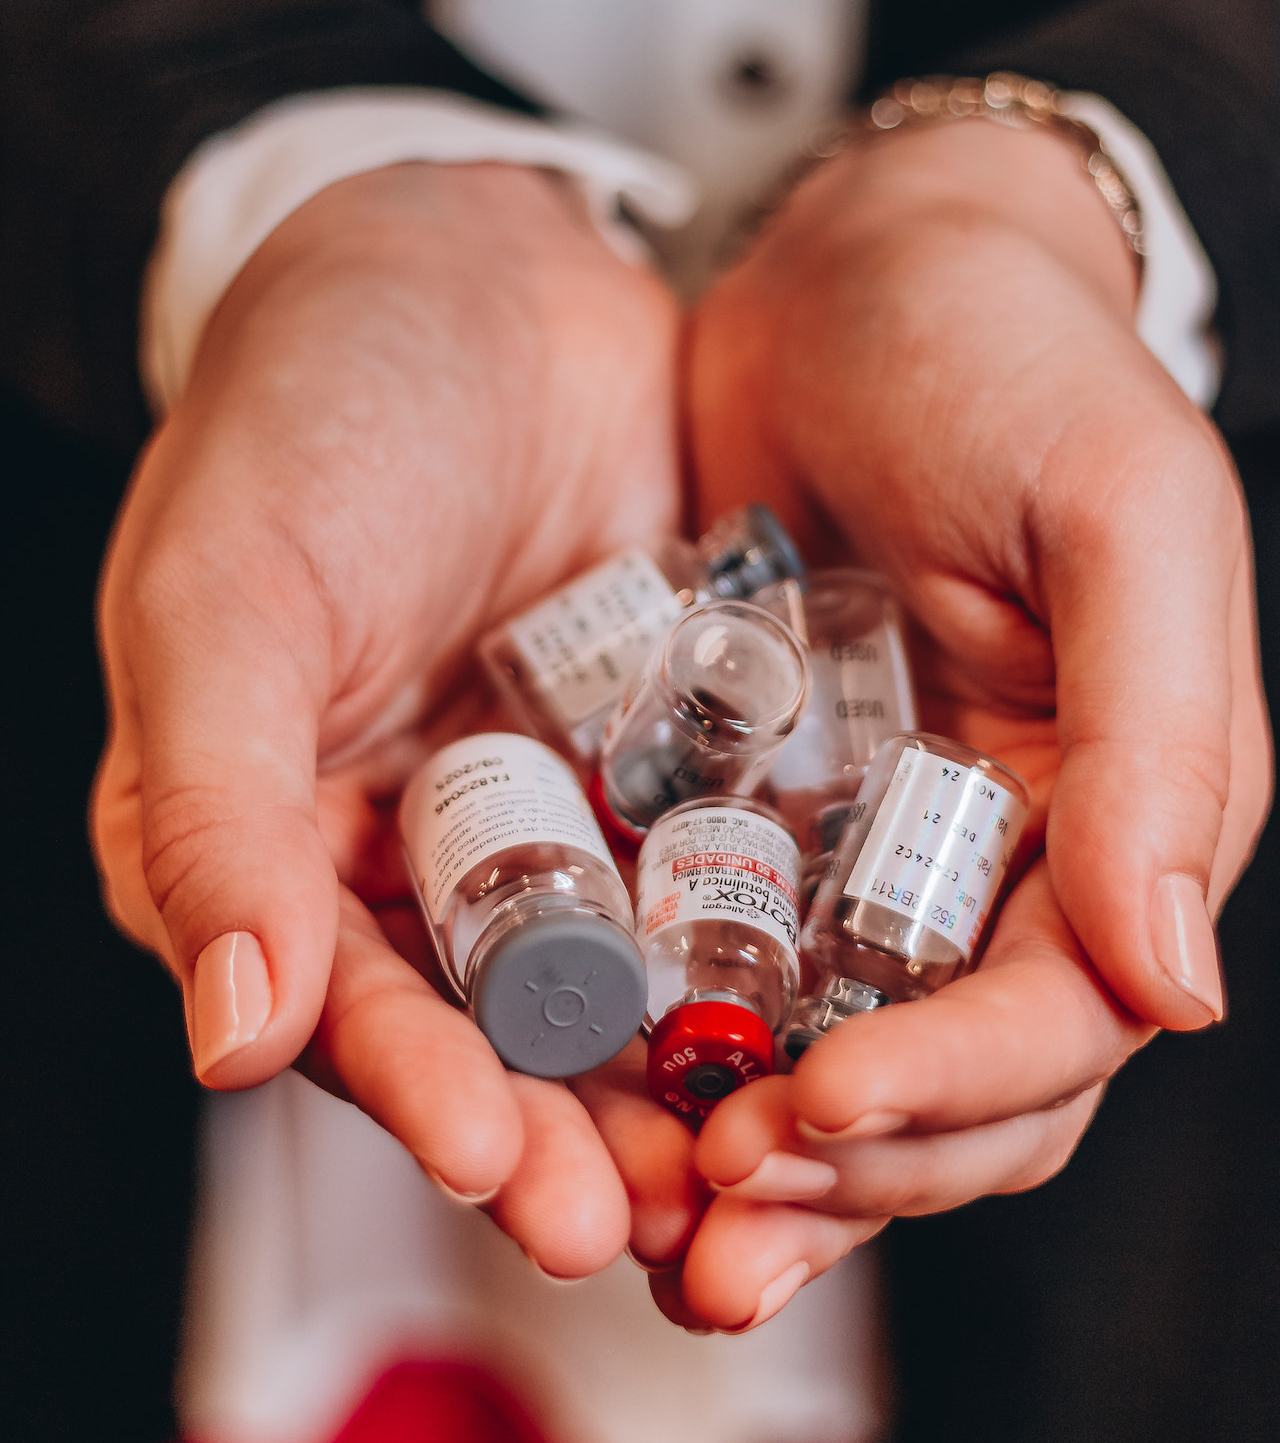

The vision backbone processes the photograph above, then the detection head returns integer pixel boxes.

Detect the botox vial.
[786,733,1029,1059]
[636,797,802,1123]
[400,732,646,1078]
[592,598,809,852]
[758,570,916,892]
[478,505,804,769]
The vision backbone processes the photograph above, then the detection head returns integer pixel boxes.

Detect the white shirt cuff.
[142,86,1221,416]
[1058,91,1221,406]
[141,89,699,413]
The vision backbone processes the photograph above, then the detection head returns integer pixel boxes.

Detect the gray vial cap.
[472,911,647,1079]
[705,503,807,598]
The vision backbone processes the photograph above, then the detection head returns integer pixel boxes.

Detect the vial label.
[403,733,618,922]
[842,745,1028,956]
[638,807,801,953]
[769,617,915,793]
[506,550,685,728]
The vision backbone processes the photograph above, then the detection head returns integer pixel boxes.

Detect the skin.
[90,125,1270,1330]
[655,118,1272,1329]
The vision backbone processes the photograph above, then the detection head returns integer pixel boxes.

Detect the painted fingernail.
[796,1108,910,1143]
[712,1151,838,1202]
[720,1261,811,1333]
[1150,873,1224,1022]
[521,1249,588,1285]
[426,1170,500,1207]
[191,931,272,1076]
[625,1245,678,1274]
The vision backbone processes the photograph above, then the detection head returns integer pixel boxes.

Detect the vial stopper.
[703,504,807,598]
[473,909,647,1078]
[646,1000,775,1124]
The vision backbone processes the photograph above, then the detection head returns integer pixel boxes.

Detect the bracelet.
[854,72,1145,258]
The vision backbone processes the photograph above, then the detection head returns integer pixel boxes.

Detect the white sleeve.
[140,89,699,414]
[141,86,1220,417]
[1058,91,1221,407]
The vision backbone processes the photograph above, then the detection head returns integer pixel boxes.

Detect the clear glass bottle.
[478,504,804,770]
[757,569,917,895]
[786,732,1030,1059]
[635,797,802,1123]
[592,598,809,853]
[399,731,646,1078]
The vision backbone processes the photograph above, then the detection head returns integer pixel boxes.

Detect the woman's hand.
[665,116,1271,1329]
[92,160,684,1279]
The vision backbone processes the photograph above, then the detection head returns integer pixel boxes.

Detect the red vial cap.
[586,771,646,861]
[646,1000,774,1126]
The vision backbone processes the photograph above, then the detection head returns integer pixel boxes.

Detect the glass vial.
[786,732,1030,1059]
[635,797,802,1123]
[758,569,917,892]
[478,504,804,769]
[399,731,646,1078]
[592,598,809,852]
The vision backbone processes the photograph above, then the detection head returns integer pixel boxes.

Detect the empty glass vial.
[592,598,809,852]
[758,569,917,893]
[636,797,802,1123]
[478,505,804,769]
[400,731,647,1078]
[786,732,1030,1059]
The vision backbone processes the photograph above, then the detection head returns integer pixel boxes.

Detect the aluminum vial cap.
[701,504,807,599]
[646,999,774,1125]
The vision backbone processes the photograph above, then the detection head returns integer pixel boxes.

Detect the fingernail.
[712,1151,838,1202]
[426,1170,500,1207]
[521,1249,588,1285]
[191,931,272,1075]
[796,1108,911,1144]
[1150,873,1224,1022]
[625,1245,678,1274]
[720,1261,811,1334]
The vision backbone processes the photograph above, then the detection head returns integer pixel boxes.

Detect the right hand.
[92,161,688,1278]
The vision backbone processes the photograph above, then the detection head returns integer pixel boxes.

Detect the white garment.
[160,6,1219,1441]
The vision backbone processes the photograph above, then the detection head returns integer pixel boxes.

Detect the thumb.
[1042,425,1265,1031]
[110,580,339,1089]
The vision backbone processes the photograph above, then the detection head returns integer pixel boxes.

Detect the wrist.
[788,114,1141,321]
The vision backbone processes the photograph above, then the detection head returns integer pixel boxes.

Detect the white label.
[842,745,1027,957]
[506,550,685,728]
[637,805,801,954]
[770,614,917,792]
[400,732,618,922]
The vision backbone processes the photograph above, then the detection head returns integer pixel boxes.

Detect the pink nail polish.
[191,931,272,1076]
[721,1261,811,1333]
[796,1108,911,1143]
[425,1170,500,1207]
[1150,873,1224,1021]
[713,1151,838,1201]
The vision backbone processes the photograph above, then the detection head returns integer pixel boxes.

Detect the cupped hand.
[666,116,1272,1329]
[91,160,684,1277]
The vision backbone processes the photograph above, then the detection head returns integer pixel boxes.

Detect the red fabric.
[331,1358,559,1443]
[182,1356,563,1443]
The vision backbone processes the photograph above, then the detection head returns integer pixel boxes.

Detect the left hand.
[647,114,1272,1331]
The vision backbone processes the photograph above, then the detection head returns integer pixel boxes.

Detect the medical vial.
[399,732,647,1078]
[592,598,809,853]
[636,797,802,1123]
[478,505,804,769]
[786,733,1029,1059]
[758,569,916,893]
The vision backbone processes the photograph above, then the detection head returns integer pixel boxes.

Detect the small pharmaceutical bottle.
[399,732,647,1078]
[786,732,1030,1059]
[758,570,917,893]
[636,797,802,1123]
[478,505,804,769]
[592,598,809,852]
